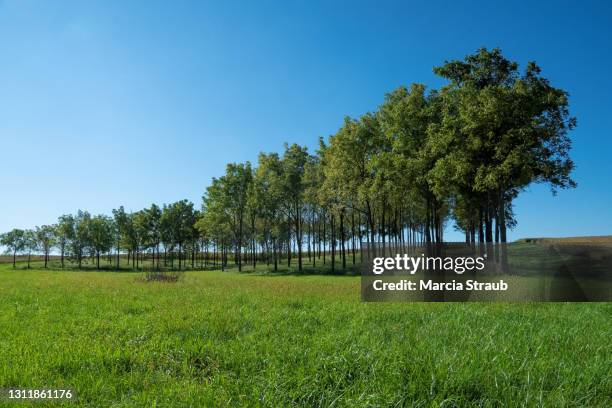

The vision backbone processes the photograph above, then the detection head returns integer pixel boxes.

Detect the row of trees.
[1,48,576,273]
[0,202,197,271]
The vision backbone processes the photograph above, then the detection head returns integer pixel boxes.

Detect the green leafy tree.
[143,204,162,270]
[281,144,309,271]
[88,215,114,269]
[112,206,130,269]
[203,163,252,271]
[0,48,576,277]
[1,229,26,268]
[56,215,74,268]
[36,225,56,268]
[433,47,576,267]
[23,229,38,269]
[197,196,232,270]
[71,210,92,268]
[132,210,150,270]
[322,114,386,253]
[251,152,285,271]
[380,84,446,244]
[160,200,196,271]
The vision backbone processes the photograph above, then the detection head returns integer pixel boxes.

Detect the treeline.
[1,48,575,272]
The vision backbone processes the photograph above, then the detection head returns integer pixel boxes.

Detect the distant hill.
[517,236,612,244]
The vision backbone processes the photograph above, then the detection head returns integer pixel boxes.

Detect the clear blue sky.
[1,0,611,241]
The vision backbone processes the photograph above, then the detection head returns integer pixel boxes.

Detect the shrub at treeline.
[1,48,576,272]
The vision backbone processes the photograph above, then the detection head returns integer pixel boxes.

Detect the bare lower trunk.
[331,214,336,274]
[340,209,346,270]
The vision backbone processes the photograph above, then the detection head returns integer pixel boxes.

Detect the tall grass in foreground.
[0,266,610,407]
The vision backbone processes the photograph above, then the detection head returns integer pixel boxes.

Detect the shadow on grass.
[241,264,361,277]
[1,258,363,277]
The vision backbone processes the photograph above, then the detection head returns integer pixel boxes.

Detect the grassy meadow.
[0,260,610,407]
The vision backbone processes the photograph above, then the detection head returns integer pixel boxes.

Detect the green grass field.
[0,262,610,407]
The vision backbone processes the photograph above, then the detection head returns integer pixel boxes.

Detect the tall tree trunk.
[494,209,500,263]
[485,203,493,260]
[313,213,317,268]
[252,216,256,269]
[351,210,356,265]
[478,206,485,256]
[287,230,291,267]
[499,189,509,273]
[365,200,375,257]
[308,211,312,263]
[470,225,476,248]
[238,214,243,272]
[340,209,346,270]
[399,209,405,253]
[322,211,326,265]
[381,204,386,256]
[359,213,364,263]
[425,199,432,244]
[331,213,335,274]
[485,207,493,243]
[296,205,302,272]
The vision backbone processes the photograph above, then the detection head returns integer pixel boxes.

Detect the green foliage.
[1,48,577,269]
[0,228,26,267]
[36,225,56,254]
[88,215,114,263]
[159,200,196,270]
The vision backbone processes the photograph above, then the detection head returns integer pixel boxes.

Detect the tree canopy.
[1,48,576,273]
